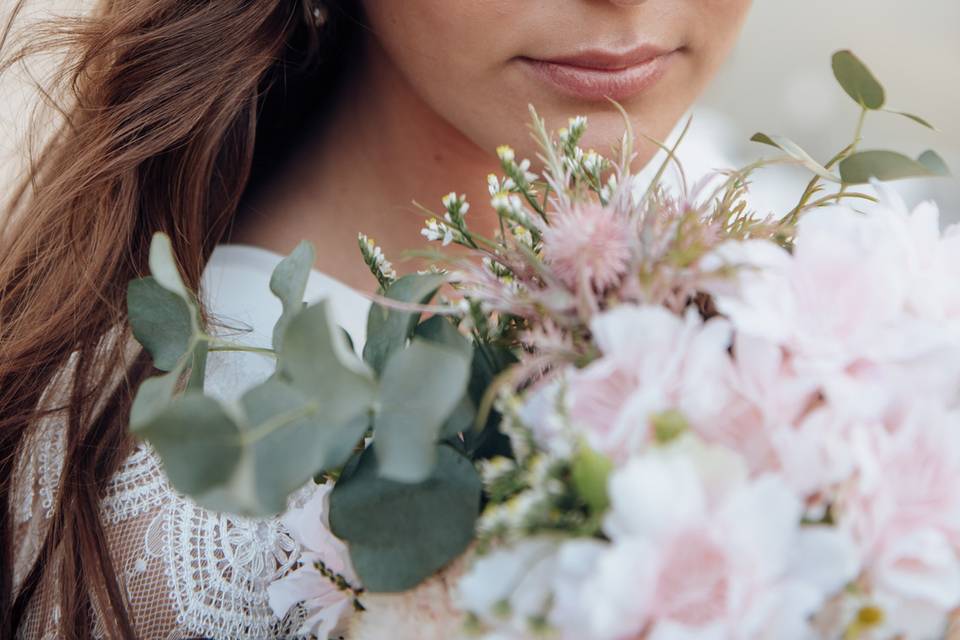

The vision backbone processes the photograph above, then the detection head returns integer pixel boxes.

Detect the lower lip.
[520,51,677,102]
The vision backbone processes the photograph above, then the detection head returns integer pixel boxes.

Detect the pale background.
[2,1,958,216]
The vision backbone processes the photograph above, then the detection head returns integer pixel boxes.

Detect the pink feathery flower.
[541,203,634,292]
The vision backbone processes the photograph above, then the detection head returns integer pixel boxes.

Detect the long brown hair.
[0,1,360,637]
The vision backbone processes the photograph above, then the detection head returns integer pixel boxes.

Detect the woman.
[0,0,751,637]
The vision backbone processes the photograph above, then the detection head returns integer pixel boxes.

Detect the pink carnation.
[565,305,734,462]
[836,410,960,636]
[548,442,858,639]
[541,203,634,291]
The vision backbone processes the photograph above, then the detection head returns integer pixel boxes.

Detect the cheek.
[360,0,530,149]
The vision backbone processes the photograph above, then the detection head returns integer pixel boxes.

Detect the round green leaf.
[840,150,943,184]
[234,379,370,515]
[832,50,885,110]
[270,240,316,350]
[130,366,184,430]
[374,339,472,483]
[362,273,447,375]
[127,277,195,371]
[330,445,481,592]
[279,301,377,426]
[918,150,951,177]
[148,232,190,298]
[135,393,242,497]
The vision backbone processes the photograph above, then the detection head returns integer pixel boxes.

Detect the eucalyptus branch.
[206,339,277,358]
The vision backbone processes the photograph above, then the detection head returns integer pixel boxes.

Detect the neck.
[233,37,500,292]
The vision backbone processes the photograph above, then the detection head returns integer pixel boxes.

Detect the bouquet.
[127,51,957,639]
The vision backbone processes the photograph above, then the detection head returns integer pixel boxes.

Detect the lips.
[519,45,680,102]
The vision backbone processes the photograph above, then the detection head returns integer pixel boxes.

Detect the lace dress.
[13,245,371,639]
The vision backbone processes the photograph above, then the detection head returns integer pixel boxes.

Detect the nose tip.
[608,0,647,5]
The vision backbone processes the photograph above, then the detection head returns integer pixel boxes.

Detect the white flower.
[267,482,360,639]
[549,441,858,640]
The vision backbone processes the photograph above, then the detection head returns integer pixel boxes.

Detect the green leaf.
[885,110,936,130]
[148,232,190,298]
[270,240,316,350]
[414,315,472,358]
[230,379,369,515]
[840,150,945,184]
[750,133,839,182]
[362,273,446,375]
[330,445,481,592]
[186,340,208,392]
[375,339,472,483]
[832,50,885,110]
[464,343,517,458]
[572,444,613,514]
[918,150,951,177]
[127,277,195,371]
[130,366,184,430]
[414,316,477,442]
[279,301,377,426]
[135,393,242,497]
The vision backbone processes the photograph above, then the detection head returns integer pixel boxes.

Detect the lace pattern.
[15,418,312,639]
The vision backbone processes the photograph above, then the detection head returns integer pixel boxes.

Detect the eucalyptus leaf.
[464,343,517,458]
[362,273,446,375]
[375,339,472,483]
[279,301,377,426]
[886,110,936,130]
[414,315,472,358]
[750,133,839,182]
[127,277,195,371]
[186,340,209,392]
[329,445,481,592]
[270,241,316,350]
[130,365,184,430]
[832,50,885,110]
[918,150,951,177]
[840,150,943,184]
[414,316,477,443]
[135,393,242,497]
[148,232,191,298]
[229,379,369,515]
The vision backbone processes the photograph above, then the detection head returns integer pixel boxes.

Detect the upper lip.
[528,45,676,71]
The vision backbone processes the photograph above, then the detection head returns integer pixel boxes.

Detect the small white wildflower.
[496,145,515,163]
[421,218,455,246]
[512,225,534,248]
[517,158,538,183]
[599,173,619,203]
[487,174,501,197]
[568,115,587,132]
[582,150,602,175]
[358,233,397,286]
[480,456,517,486]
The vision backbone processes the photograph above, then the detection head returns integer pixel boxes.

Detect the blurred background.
[2,0,958,218]
[694,0,960,219]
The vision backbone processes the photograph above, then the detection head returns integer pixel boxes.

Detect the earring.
[311,1,329,29]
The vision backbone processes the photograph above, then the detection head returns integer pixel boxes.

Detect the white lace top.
[13,245,371,639]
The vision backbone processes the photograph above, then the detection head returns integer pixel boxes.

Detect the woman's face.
[360,0,752,165]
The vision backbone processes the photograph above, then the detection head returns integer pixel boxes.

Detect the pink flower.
[268,482,360,639]
[541,203,634,291]
[565,305,734,461]
[549,441,858,640]
[706,193,960,424]
[836,410,960,636]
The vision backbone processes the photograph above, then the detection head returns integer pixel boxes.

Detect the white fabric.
[14,244,371,639]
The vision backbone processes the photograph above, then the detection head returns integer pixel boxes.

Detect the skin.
[234,0,752,291]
